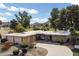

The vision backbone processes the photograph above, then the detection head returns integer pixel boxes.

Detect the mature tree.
[58,8,70,30]
[49,5,79,32]
[48,8,59,31]
[66,5,79,31]
[10,19,18,30]
[38,21,50,31]
[10,11,32,32]
[15,11,32,28]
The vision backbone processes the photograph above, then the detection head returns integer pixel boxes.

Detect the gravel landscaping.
[0,46,18,56]
[26,47,48,56]
[0,44,48,56]
[0,43,73,56]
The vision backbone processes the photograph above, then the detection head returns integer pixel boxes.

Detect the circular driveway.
[36,43,73,56]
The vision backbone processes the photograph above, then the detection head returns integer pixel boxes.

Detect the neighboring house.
[30,22,50,30]
[1,22,10,27]
[30,22,43,30]
[5,31,71,46]
[0,22,10,28]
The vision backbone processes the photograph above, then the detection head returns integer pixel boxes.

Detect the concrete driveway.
[36,43,73,56]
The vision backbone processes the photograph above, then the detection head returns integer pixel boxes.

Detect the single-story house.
[73,36,79,49]
[35,31,71,42]
[4,31,71,45]
[5,32,36,46]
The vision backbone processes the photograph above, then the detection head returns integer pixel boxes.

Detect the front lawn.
[72,49,79,56]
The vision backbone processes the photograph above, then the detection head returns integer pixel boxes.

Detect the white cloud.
[71,1,79,5]
[28,9,39,14]
[0,3,7,9]
[19,8,39,14]
[0,4,39,14]
[0,12,12,16]
[7,6,19,12]
[19,7,28,12]
[5,12,12,16]
[0,17,7,22]
[31,18,48,24]
[0,3,18,12]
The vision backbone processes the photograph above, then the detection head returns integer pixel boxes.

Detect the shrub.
[21,48,27,53]
[1,38,7,43]
[35,46,37,48]
[28,45,34,49]
[70,27,75,35]
[15,23,26,33]
[13,49,19,55]
[60,40,64,45]
[8,30,14,34]
[20,44,28,48]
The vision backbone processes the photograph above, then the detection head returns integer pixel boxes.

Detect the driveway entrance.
[36,43,73,56]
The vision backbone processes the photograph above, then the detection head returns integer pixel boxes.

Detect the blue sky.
[0,3,71,23]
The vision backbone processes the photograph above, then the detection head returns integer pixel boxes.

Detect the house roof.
[5,31,71,37]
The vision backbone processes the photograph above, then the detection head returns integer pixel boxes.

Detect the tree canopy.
[48,8,59,31]
[10,11,32,32]
[15,11,32,28]
[49,5,79,32]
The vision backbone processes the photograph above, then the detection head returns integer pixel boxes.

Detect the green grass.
[72,49,79,56]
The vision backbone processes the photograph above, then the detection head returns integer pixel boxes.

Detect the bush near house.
[1,38,7,43]
[72,49,79,56]
[15,23,26,33]
[21,48,27,53]
[13,49,20,56]
[20,44,28,48]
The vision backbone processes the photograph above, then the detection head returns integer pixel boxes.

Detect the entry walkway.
[36,43,73,56]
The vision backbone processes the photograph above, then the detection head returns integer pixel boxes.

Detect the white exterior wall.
[52,35,69,42]
[6,36,22,44]
[7,36,14,42]
[14,37,22,44]
[75,45,79,49]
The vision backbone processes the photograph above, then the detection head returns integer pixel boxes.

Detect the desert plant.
[21,48,27,53]
[28,45,34,49]
[13,49,19,56]
[70,27,75,35]
[8,30,14,34]
[1,38,7,43]
[20,44,28,48]
[15,23,26,33]
[60,40,64,45]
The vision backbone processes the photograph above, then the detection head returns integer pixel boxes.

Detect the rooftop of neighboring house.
[1,22,10,27]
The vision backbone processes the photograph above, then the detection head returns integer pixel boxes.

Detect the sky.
[0,3,72,24]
